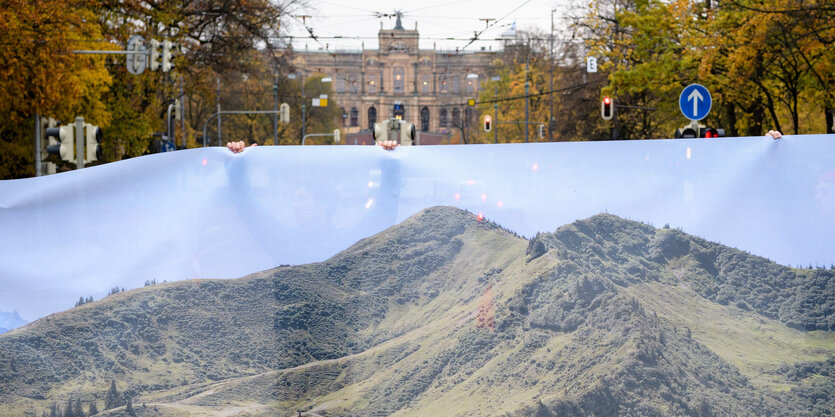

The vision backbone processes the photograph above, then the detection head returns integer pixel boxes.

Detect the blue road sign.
[161,141,176,152]
[679,84,712,121]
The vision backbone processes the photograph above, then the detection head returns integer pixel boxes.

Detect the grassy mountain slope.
[0,208,832,416]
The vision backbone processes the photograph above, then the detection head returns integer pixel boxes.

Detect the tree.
[475,34,553,143]
[87,401,98,416]
[577,0,835,138]
[0,0,111,179]
[1,0,309,179]
[125,397,135,416]
[104,380,122,410]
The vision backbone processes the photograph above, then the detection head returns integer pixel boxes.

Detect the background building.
[292,14,498,138]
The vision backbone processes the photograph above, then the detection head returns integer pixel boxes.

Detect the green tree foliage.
[578,0,835,138]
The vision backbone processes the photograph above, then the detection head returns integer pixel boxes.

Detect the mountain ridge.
[0,207,831,416]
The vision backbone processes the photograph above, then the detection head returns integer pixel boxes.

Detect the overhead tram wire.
[457,0,533,52]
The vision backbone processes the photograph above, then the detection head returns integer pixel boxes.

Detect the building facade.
[292,16,499,136]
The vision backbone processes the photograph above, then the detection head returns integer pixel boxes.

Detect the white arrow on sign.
[687,89,704,117]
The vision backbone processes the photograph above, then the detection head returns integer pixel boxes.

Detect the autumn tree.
[1,0,307,179]
[474,31,555,143]
[0,0,111,179]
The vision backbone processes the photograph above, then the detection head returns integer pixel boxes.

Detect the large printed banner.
[1,136,833,321]
[1,136,834,416]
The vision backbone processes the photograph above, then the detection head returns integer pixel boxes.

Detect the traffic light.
[373,118,415,145]
[675,124,725,139]
[85,124,103,163]
[149,39,161,71]
[45,125,75,162]
[674,126,698,138]
[279,103,290,124]
[538,124,545,138]
[373,121,387,142]
[601,96,614,120]
[40,118,58,174]
[402,121,416,145]
[162,40,174,72]
[699,127,725,138]
[483,115,492,132]
[333,129,340,144]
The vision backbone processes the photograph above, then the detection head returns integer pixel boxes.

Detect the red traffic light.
[601,97,613,120]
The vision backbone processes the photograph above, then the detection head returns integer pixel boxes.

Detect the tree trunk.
[726,102,739,137]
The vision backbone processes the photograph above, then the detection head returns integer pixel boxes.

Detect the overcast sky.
[284,0,584,51]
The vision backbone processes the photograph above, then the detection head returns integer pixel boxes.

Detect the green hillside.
[0,207,832,416]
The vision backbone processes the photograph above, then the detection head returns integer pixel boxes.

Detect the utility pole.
[612,1,620,140]
[273,61,279,145]
[180,78,185,149]
[216,77,222,146]
[549,9,555,141]
[524,57,530,143]
[491,75,501,143]
[301,72,307,144]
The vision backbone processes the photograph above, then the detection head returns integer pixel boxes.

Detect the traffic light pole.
[35,113,41,177]
[75,117,85,169]
[494,101,498,144]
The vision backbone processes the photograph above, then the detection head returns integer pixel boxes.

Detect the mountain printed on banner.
[0,207,832,416]
[0,310,27,334]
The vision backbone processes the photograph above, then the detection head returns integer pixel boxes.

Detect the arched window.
[393,66,405,93]
[452,108,461,126]
[368,106,377,130]
[350,107,359,127]
[439,108,448,127]
[420,107,430,132]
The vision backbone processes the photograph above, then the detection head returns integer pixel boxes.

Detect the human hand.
[380,140,399,151]
[766,130,782,139]
[227,141,257,153]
